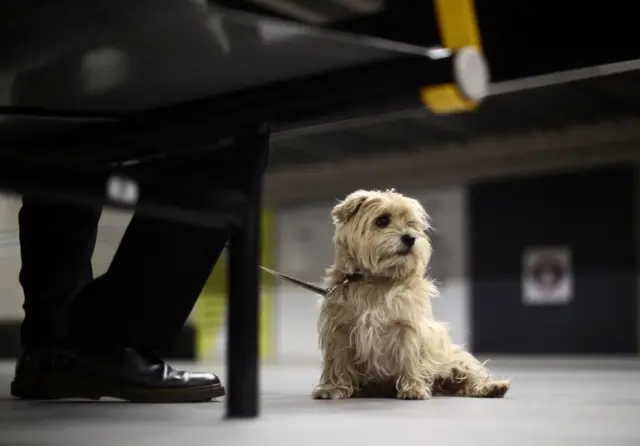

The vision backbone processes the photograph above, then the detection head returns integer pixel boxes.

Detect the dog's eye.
[375,214,391,228]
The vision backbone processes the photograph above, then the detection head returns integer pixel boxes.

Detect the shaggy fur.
[312,189,510,400]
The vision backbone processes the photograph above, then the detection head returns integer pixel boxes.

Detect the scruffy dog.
[312,189,510,400]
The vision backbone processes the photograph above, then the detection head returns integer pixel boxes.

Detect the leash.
[223,243,348,298]
[257,265,345,298]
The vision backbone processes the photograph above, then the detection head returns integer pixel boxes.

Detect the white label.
[522,246,573,305]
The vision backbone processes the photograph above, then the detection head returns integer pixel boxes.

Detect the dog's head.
[331,189,432,280]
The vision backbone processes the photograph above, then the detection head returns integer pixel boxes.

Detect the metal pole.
[225,168,262,418]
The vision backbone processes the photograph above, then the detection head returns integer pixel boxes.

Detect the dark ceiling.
[269,69,640,170]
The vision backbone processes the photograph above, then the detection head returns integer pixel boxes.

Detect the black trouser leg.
[68,214,228,349]
[68,125,270,351]
[18,198,102,348]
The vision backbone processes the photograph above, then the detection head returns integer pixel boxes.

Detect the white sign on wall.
[522,246,573,305]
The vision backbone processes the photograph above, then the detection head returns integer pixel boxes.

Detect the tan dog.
[312,189,510,400]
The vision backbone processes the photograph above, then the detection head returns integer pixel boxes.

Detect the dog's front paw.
[312,384,354,400]
[396,377,432,400]
[396,386,431,400]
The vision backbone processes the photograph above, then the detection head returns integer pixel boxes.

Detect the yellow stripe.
[194,250,227,360]
[432,0,481,51]
[421,0,483,114]
[259,209,274,357]
[420,84,479,114]
[193,209,275,361]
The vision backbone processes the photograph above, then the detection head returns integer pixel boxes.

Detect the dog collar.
[325,273,364,298]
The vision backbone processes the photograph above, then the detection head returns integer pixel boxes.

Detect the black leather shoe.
[10,345,225,403]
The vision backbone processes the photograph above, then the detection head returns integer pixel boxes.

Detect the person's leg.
[11,124,270,402]
[66,213,229,351]
[18,198,102,348]
[69,126,269,349]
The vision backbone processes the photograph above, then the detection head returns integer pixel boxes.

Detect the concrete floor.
[1,358,639,446]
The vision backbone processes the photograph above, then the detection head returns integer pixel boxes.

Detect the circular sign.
[527,254,566,292]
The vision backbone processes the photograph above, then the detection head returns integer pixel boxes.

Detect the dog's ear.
[332,190,370,225]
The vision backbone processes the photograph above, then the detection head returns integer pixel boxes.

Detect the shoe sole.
[10,371,226,403]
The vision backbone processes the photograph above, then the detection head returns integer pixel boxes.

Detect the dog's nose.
[401,234,416,248]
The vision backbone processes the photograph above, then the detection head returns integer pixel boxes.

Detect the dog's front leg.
[312,358,359,400]
[313,332,360,400]
[391,322,433,400]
